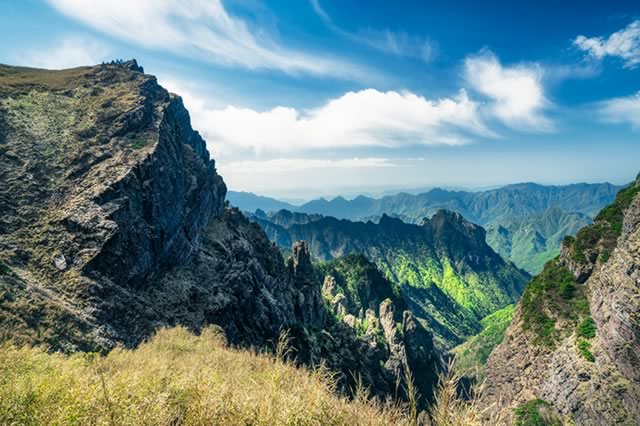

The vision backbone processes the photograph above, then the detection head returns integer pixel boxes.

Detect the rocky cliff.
[481,177,640,424]
[0,62,439,404]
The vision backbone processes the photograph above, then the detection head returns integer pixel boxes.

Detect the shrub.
[571,183,640,262]
[577,339,595,362]
[521,262,580,347]
[576,316,596,339]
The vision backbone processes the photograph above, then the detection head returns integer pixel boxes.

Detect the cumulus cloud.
[464,51,552,130]
[310,0,437,63]
[574,20,640,69]
[23,35,110,69]
[599,92,640,129]
[163,79,490,155]
[46,0,365,78]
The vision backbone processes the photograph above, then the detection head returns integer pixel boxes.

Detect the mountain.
[480,177,640,424]
[227,190,297,212]
[248,183,619,275]
[485,206,593,274]
[296,183,620,223]
[251,210,530,349]
[0,62,439,403]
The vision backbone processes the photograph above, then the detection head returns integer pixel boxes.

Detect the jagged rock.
[481,179,640,424]
[54,254,67,271]
[289,241,325,327]
[322,275,337,297]
[0,62,442,408]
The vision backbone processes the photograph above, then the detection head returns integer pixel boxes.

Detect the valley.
[0,60,637,425]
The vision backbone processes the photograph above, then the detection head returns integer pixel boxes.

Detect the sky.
[1,0,639,200]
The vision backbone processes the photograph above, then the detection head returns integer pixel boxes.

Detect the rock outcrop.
[316,254,441,405]
[481,177,640,424]
[0,62,440,405]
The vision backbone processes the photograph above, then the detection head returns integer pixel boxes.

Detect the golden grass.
[429,359,506,426]
[0,326,412,426]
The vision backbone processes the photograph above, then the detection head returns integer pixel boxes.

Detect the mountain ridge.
[0,62,440,403]
[250,209,530,349]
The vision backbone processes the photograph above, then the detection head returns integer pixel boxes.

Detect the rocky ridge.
[481,176,640,424]
[0,61,439,404]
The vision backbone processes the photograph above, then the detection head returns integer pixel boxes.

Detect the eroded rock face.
[590,192,640,383]
[0,61,224,350]
[289,240,325,327]
[0,62,442,406]
[482,177,640,424]
[318,255,442,406]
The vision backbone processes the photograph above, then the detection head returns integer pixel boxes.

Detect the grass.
[0,261,12,276]
[130,133,154,149]
[428,359,505,426]
[0,327,413,425]
[514,399,562,426]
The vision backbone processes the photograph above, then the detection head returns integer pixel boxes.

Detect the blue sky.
[1,0,639,200]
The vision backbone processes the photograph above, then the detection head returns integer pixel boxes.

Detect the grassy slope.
[0,327,413,426]
[451,304,515,380]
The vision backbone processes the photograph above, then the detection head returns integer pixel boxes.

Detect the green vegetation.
[452,304,515,380]
[485,207,592,275]
[577,339,595,362]
[575,316,596,362]
[130,133,154,149]
[514,399,562,426]
[0,327,413,426]
[595,183,640,235]
[520,261,587,347]
[316,254,401,313]
[576,316,596,339]
[569,182,640,263]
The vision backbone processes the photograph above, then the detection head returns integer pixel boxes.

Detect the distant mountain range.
[250,209,530,349]
[231,182,621,274]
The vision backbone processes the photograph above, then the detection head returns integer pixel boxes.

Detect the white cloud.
[464,51,552,130]
[162,79,491,155]
[574,20,640,69]
[599,92,640,129]
[310,0,437,63]
[221,157,396,174]
[46,0,366,78]
[23,35,110,69]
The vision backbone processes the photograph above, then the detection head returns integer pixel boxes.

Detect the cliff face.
[0,62,439,404]
[481,177,640,424]
[0,61,225,349]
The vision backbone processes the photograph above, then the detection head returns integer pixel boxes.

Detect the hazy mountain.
[485,207,593,274]
[227,190,298,213]
[295,183,620,223]
[244,183,620,274]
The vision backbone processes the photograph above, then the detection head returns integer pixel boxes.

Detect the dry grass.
[429,359,506,426]
[0,326,413,425]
